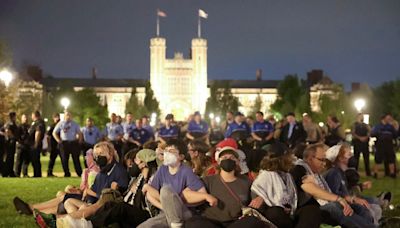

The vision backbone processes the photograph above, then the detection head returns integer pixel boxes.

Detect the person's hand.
[362,181,372,190]
[302,175,316,184]
[249,196,264,209]
[111,182,118,190]
[338,198,353,216]
[142,184,149,194]
[205,194,218,207]
[354,197,370,208]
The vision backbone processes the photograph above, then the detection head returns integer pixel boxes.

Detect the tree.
[205,81,240,120]
[125,87,147,118]
[371,80,400,124]
[270,74,310,118]
[248,94,263,117]
[143,82,160,116]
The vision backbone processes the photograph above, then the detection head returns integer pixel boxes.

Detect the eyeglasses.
[313,156,326,163]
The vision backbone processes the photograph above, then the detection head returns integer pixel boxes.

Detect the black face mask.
[95,156,108,168]
[220,159,236,172]
[128,163,141,178]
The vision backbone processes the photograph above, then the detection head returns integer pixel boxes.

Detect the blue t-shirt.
[130,128,151,145]
[159,125,179,139]
[371,123,397,141]
[151,164,204,194]
[225,121,250,138]
[81,126,101,145]
[252,120,274,134]
[324,167,349,197]
[90,162,129,198]
[105,123,124,141]
[54,120,81,141]
[188,120,209,134]
[143,125,154,138]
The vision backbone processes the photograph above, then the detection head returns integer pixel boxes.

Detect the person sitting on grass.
[13,149,99,215]
[62,141,129,214]
[138,139,210,228]
[251,142,323,228]
[187,140,213,177]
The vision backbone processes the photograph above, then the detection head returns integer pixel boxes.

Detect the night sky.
[0,0,399,89]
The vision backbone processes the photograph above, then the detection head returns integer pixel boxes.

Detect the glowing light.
[0,68,13,87]
[60,97,70,110]
[318,122,324,127]
[215,116,221,123]
[209,113,214,119]
[354,99,366,112]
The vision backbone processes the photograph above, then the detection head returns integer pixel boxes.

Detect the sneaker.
[13,197,33,215]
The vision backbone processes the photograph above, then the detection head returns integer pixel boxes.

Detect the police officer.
[128,119,151,148]
[251,111,274,148]
[225,112,251,148]
[142,115,155,140]
[46,113,61,177]
[81,117,101,167]
[3,112,19,177]
[15,114,31,177]
[53,111,83,177]
[371,114,397,179]
[351,113,371,176]
[158,114,179,143]
[29,111,46,177]
[186,111,209,142]
[105,113,124,161]
[121,112,136,156]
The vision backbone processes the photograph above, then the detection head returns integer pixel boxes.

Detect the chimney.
[92,67,97,79]
[256,69,262,81]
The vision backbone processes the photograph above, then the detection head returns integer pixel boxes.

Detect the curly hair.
[260,152,295,172]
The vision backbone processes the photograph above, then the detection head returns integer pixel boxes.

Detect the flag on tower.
[157,9,167,17]
[199,9,208,19]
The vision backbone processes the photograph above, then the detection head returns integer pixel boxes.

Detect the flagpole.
[156,14,160,37]
[198,15,201,38]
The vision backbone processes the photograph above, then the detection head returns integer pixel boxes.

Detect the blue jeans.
[320,201,376,228]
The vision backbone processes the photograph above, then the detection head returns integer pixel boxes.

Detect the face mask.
[128,163,141,178]
[95,156,108,168]
[220,159,236,172]
[163,151,179,167]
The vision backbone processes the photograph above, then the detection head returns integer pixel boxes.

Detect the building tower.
[149,37,166,100]
[191,38,208,116]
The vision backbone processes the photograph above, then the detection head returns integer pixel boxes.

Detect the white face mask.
[163,151,179,167]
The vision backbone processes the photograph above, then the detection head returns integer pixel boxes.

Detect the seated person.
[225,112,251,149]
[184,147,269,228]
[325,144,381,225]
[158,114,179,144]
[138,139,208,228]
[251,142,322,228]
[188,140,213,177]
[251,111,274,149]
[63,141,129,213]
[186,112,209,142]
[13,150,99,215]
[128,119,152,149]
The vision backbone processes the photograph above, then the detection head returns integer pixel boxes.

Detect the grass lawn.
[0,154,399,227]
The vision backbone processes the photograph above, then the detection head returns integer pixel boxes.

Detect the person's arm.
[186,132,194,140]
[52,123,62,144]
[251,132,262,141]
[77,126,83,143]
[182,187,217,206]
[143,184,162,209]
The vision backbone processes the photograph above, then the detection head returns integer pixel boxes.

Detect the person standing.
[46,113,61,177]
[105,113,124,161]
[81,117,101,167]
[121,112,136,156]
[302,114,322,144]
[53,111,83,177]
[3,112,19,177]
[28,111,46,178]
[371,114,397,179]
[14,114,31,177]
[279,112,307,149]
[351,113,371,176]
[325,115,345,147]
[251,111,274,148]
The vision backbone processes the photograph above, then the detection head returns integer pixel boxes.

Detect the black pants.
[31,146,42,177]
[353,141,371,175]
[4,139,16,177]
[263,205,322,228]
[89,201,150,228]
[185,215,271,228]
[47,145,61,175]
[14,144,30,177]
[60,140,82,177]
[81,143,94,168]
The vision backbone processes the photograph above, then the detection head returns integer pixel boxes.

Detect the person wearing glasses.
[81,118,102,167]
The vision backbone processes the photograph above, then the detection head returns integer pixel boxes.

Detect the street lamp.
[0,68,13,87]
[209,113,214,120]
[60,97,70,111]
[354,99,366,113]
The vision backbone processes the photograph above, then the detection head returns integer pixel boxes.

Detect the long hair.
[260,152,295,172]
[93,141,119,162]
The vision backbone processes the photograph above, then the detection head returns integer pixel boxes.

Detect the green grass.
[1,154,399,227]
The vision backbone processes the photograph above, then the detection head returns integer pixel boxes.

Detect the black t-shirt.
[290,165,319,207]
[4,121,19,140]
[47,121,60,150]
[18,123,30,146]
[28,119,45,146]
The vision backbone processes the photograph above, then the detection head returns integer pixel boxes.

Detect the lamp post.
[354,99,366,113]
[0,68,13,88]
